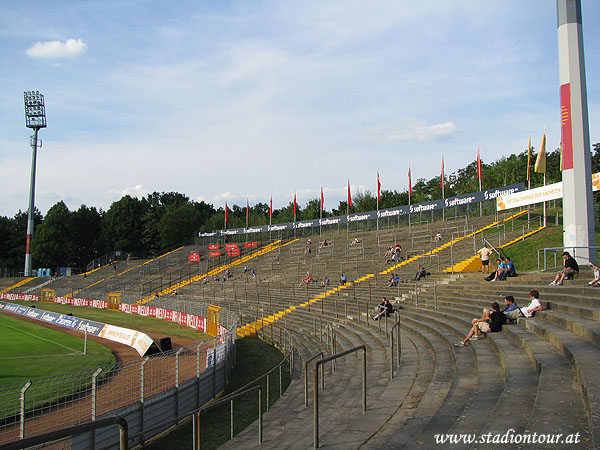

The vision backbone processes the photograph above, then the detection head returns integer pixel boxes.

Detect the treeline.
[1,144,597,271]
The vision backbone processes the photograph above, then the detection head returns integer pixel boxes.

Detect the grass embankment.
[145,337,291,450]
[499,226,564,272]
[6,300,210,341]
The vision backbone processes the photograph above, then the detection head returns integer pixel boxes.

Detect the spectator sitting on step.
[340,273,347,285]
[305,245,311,255]
[351,236,360,246]
[373,297,394,320]
[588,263,600,286]
[455,301,506,346]
[384,247,393,258]
[434,232,442,242]
[492,257,508,281]
[387,274,397,287]
[519,290,543,318]
[504,257,516,278]
[241,266,248,273]
[320,239,329,248]
[501,295,520,322]
[214,275,220,282]
[202,277,209,284]
[414,264,427,281]
[395,245,402,261]
[485,258,503,281]
[454,302,506,347]
[307,238,312,245]
[171,289,178,296]
[225,268,232,278]
[321,276,330,287]
[251,269,256,281]
[300,272,312,286]
[549,251,579,285]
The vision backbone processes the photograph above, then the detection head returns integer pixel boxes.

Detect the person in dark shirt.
[488,301,507,332]
[373,297,394,320]
[550,251,579,285]
[455,302,506,346]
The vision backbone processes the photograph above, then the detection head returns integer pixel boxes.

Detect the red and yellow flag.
[526,135,532,181]
[534,131,547,174]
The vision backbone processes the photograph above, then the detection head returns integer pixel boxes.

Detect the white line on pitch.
[1,322,82,353]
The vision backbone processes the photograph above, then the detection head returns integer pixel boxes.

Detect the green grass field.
[0,313,116,385]
[0,312,118,418]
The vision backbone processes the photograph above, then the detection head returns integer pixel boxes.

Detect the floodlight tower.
[23,91,47,277]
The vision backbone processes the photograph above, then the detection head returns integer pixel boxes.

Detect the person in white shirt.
[520,290,543,318]
[477,246,493,273]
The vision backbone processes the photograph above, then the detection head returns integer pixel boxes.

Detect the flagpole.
[527,135,532,223]
[478,144,482,217]
[543,173,547,226]
[542,129,547,227]
[376,172,380,232]
[408,167,412,231]
[346,179,349,234]
[320,187,323,237]
[441,155,445,222]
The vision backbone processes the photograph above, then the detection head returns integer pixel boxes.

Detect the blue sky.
[1,0,599,216]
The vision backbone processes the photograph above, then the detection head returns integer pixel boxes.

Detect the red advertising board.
[225,243,239,251]
[244,241,258,248]
[188,252,200,262]
[209,251,221,257]
[208,244,219,250]
[227,249,241,257]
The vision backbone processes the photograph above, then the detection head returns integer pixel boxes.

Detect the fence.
[0,304,239,450]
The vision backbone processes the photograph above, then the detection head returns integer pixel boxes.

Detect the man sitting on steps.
[373,297,394,320]
[414,264,427,281]
[454,302,506,346]
[549,251,579,285]
[502,295,520,322]
[519,290,543,318]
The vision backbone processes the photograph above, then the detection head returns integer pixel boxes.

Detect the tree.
[71,205,103,268]
[103,195,148,253]
[158,203,199,249]
[31,201,74,268]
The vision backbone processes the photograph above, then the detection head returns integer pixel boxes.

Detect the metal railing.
[0,415,129,450]
[194,385,263,449]
[537,246,600,270]
[312,345,367,448]
[389,315,401,380]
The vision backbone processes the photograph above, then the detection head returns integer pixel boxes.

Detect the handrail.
[538,245,600,270]
[389,315,401,380]
[313,345,367,448]
[305,351,325,407]
[195,385,263,449]
[0,415,129,450]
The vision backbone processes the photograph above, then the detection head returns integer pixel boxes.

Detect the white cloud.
[26,38,87,59]
[105,185,149,200]
[364,120,458,143]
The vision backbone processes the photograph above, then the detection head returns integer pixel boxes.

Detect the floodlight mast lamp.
[23,91,47,277]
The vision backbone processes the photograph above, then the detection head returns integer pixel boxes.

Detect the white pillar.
[557,0,595,263]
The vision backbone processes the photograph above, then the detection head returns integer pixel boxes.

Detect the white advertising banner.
[98,324,154,356]
[497,172,600,211]
[497,182,563,211]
